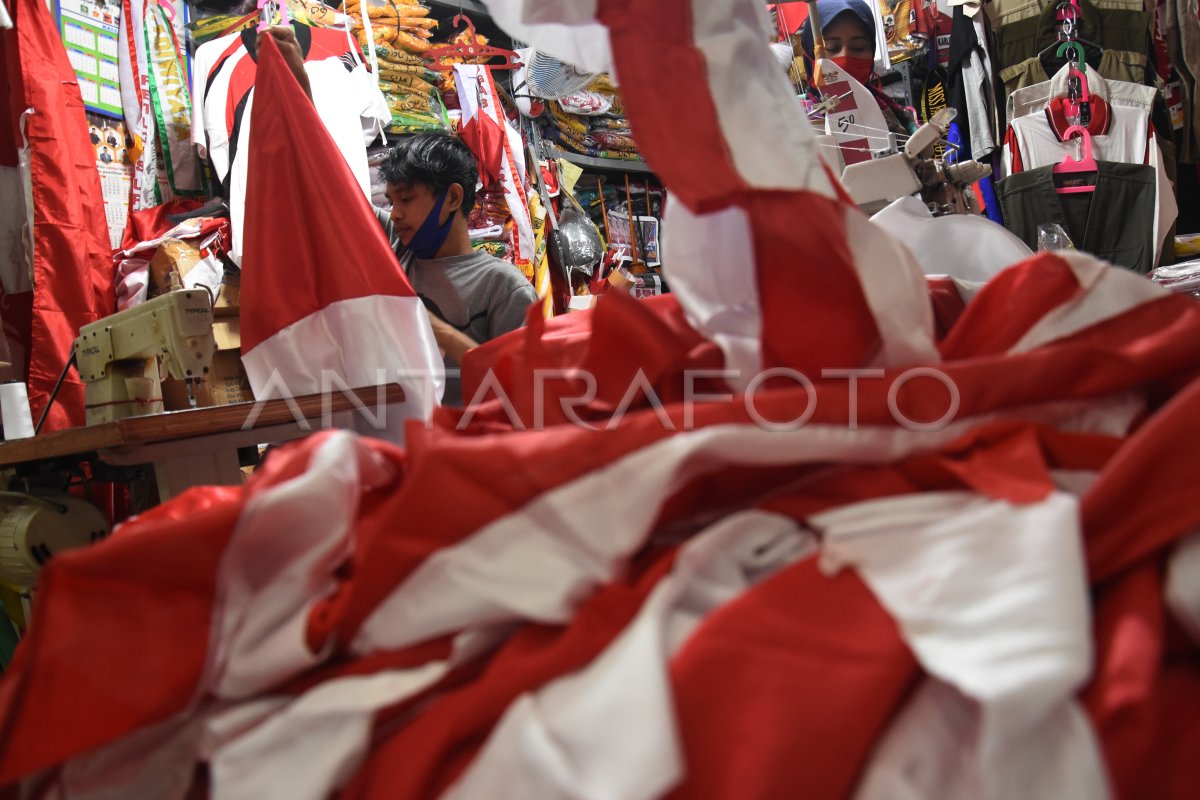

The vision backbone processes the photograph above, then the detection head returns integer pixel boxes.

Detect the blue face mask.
[402,188,455,260]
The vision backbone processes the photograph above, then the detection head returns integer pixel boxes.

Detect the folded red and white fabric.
[1,1,1199,798]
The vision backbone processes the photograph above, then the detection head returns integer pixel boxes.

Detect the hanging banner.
[143,1,201,195]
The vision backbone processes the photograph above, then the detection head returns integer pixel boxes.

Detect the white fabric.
[1149,137,1178,269]
[695,3,838,196]
[0,0,11,29]
[209,647,479,800]
[1004,101,1150,177]
[1166,532,1200,646]
[480,0,614,76]
[816,491,1110,800]
[871,196,1033,281]
[963,47,996,159]
[208,433,397,698]
[191,34,389,264]
[240,295,444,442]
[1007,64,1129,123]
[844,208,940,370]
[660,203,763,390]
[442,511,815,800]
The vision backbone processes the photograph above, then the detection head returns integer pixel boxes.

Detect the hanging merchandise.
[343,0,448,134]
[997,58,1164,273]
[990,0,1153,104]
[1000,59,1177,270]
[454,62,534,275]
[238,36,441,439]
[143,0,202,197]
[541,74,646,162]
[190,16,390,264]
[1,0,115,431]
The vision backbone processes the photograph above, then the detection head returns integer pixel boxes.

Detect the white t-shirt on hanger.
[191,23,389,264]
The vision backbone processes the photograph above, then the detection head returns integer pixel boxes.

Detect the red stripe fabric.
[3,0,116,429]
[240,36,418,354]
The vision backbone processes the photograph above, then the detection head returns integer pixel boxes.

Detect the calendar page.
[57,0,123,118]
[87,112,132,248]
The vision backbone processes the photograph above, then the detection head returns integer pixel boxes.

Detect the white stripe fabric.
[818,491,1109,800]
[1009,252,1168,354]
[209,433,397,698]
[240,295,444,444]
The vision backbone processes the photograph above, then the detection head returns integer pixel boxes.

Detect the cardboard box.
[149,238,224,300]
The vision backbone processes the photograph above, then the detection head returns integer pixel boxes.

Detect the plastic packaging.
[1037,223,1076,252]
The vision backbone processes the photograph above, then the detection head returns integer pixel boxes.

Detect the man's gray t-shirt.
[375,207,536,404]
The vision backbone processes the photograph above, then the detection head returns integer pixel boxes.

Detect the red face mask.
[831,54,874,85]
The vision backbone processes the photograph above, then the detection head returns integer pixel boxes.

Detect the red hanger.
[1053,124,1097,194]
[426,15,521,71]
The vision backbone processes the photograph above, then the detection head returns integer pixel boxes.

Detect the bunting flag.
[0,1,1199,798]
[238,35,443,441]
[1,0,114,430]
[454,63,534,269]
[142,0,202,196]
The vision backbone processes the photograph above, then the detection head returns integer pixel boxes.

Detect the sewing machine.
[74,289,217,426]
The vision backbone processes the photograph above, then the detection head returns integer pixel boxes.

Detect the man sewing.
[262,27,536,406]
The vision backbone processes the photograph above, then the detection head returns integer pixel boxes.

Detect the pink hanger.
[257,0,289,32]
[1053,124,1097,194]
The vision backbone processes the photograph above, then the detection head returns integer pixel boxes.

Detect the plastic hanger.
[426,15,521,70]
[1053,124,1097,194]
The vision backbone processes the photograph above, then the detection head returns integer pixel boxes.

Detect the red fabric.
[118,199,208,253]
[667,560,918,800]
[0,487,245,781]
[0,430,338,782]
[239,36,418,354]
[2,0,116,430]
[1082,375,1200,583]
[927,275,967,340]
[340,549,678,799]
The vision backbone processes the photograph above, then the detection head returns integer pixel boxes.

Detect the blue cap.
[798,0,876,58]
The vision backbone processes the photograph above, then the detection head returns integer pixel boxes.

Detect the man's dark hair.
[380,133,479,218]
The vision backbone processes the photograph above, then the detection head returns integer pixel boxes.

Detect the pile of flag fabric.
[344,0,446,133]
[1,0,1199,798]
[543,75,644,162]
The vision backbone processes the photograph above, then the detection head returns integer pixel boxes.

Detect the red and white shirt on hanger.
[191,22,389,264]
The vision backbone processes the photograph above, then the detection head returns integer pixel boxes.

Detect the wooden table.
[0,385,404,500]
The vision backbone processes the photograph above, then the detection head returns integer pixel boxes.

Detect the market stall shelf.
[545,143,654,173]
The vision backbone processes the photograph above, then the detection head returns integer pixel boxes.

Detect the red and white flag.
[2,2,1200,799]
[239,36,443,440]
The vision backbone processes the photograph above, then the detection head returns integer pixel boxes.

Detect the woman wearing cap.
[798,0,917,136]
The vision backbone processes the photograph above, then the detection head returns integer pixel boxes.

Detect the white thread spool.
[0,382,35,440]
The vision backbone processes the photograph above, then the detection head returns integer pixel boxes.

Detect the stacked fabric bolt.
[342,0,445,132]
[543,75,644,162]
